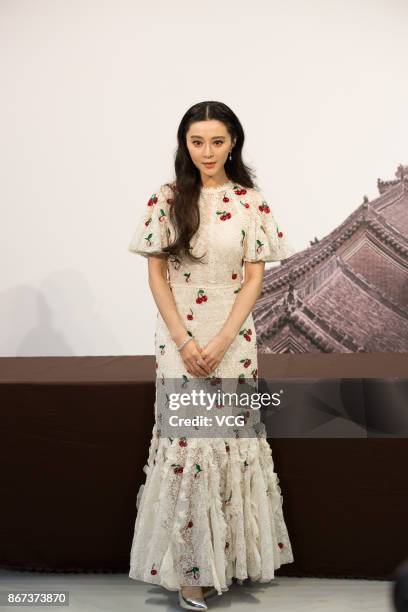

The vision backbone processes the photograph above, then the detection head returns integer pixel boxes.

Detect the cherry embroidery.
[159,344,165,355]
[187,308,194,320]
[178,437,188,447]
[144,232,153,246]
[187,520,193,528]
[196,289,208,304]
[158,208,166,222]
[186,566,200,579]
[147,194,158,207]
[151,564,158,575]
[256,239,264,254]
[223,195,230,203]
[144,217,152,227]
[240,358,251,368]
[184,272,191,283]
[171,464,184,474]
[232,272,238,279]
[278,542,284,549]
[259,201,270,214]
[217,210,231,221]
[234,186,247,195]
[239,327,252,341]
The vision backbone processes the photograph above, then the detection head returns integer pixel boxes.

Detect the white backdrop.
[1,0,407,356]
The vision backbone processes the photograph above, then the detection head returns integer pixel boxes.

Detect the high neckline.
[200,179,234,192]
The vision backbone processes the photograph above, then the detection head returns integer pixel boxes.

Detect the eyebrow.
[189,135,226,139]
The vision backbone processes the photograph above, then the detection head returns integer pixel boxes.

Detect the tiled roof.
[254,166,408,353]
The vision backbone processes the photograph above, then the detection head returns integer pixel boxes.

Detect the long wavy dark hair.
[162,101,258,264]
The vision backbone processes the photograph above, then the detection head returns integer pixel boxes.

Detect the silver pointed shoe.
[178,589,208,610]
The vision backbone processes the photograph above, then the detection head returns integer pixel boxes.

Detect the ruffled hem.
[129,565,234,595]
[128,423,294,595]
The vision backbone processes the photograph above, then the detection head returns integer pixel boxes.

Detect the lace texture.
[128,181,295,594]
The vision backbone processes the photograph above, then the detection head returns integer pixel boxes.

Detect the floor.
[0,570,395,611]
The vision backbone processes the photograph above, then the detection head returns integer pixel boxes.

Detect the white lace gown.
[128,179,295,595]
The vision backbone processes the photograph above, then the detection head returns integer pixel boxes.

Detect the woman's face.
[186,119,235,181]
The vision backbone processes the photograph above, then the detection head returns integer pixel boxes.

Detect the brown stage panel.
[0,353,407,579]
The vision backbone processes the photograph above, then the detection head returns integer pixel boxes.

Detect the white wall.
[1,0,407,356]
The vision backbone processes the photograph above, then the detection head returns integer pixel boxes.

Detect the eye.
[191,140,225,146]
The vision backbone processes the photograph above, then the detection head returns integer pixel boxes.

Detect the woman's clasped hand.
[179,334,232,377]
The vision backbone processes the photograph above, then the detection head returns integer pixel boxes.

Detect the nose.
[203,143,214,158]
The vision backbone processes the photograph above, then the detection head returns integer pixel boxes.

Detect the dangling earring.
[229,150,232,161]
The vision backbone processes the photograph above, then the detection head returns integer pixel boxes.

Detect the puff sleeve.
[244,190,296,262]
[128,185,171,258]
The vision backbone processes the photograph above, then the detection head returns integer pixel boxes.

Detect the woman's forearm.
[148,274,189,346]
[218,277,263,342]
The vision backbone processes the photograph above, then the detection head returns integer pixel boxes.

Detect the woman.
[128,101,295,610]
